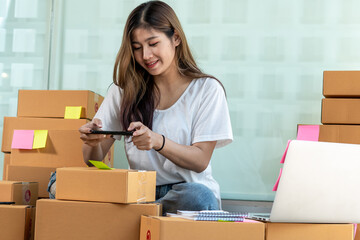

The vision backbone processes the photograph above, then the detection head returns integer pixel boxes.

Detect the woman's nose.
[143,47,153,60]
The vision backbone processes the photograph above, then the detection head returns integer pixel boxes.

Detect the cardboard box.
[17,90,103,119]
[266,223,354,240]
[355,224,360,240]
[319,125,360,144]
[298,124,360,144]
[10,130,87,168]
[6,165,56,198]
[35,199,161,240]
[3,153,10,180]
[323,71,360,97]
[56,167,156,203]
[140,216,265,240]
[321,98,360,124]
[0,181,38,205]
[2,117,88,152]
[0,205,35,240]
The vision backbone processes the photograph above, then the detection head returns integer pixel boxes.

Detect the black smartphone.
[90,130,134,136]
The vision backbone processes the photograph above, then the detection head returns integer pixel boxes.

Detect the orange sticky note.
[64,106,82,119]
[33,130,48,149]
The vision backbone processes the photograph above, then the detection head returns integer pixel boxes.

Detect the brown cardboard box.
[3,153,10,180]
[17,90,103,119]
[0,205,35,240]
[0,181,38,205]
[266,223,354,240]
[6,165,56,198]
[10,130,87,168]
[56,167,156,203]
[35,199,161,240]
[140,216,265,240]
[323,71,360,97]
[355,224,360,240]
[297,124,360,144]
[319,125,360,144]
[321,98,360,124]
[2,117,88,152]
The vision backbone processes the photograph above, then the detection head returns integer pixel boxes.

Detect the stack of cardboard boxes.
[34,167,160,240]
[0,181,38,239]
[1,90,114,198]
[0,89,113,239]
[298,71,360,143]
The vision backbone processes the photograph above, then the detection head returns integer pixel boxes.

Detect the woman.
[79,0,233,214]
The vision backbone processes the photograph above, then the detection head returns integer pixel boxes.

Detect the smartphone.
[90,130,134,136]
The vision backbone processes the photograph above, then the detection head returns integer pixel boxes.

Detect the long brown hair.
[113,0,220,129]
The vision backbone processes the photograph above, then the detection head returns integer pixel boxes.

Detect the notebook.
[257,140,360,223]
[168,210,248,222]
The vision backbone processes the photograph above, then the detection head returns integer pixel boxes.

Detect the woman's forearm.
[82,138,115,165]
[158,136,216,173]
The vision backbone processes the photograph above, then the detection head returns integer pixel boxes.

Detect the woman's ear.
[173,30,181,47]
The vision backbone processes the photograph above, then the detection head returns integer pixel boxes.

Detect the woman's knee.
[173,182,219,210]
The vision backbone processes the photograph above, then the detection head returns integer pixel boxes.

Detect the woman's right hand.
[79,118,110,147]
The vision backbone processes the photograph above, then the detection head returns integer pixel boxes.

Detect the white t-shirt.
[94,77,233,204]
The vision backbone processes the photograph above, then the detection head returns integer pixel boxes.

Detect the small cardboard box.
[323,71,360,97]
[2,117,88,152]
[319,125,360,144]
[297,124,360,144]
[2,153,10,180]
[0,205,35,240]
[140,216,265,240]
[56,167,156,203]
[266,223,354,240]
[17,90,103,119]
[0,181,38,205]
[6,165,56,198]
[10,130,87,168]
[355,224,360,240]
[35,199,161,240]
[321,98,360,124]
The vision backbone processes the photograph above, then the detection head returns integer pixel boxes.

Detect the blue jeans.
[155,182,219,215]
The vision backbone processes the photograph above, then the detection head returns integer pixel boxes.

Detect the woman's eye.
[149,42,159,47]
[132,46,141,50]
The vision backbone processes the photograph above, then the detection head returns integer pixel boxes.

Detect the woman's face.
[131,27,180,77]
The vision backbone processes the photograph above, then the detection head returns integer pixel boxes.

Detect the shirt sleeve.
[94,84,123,141]
[191,78,233,148]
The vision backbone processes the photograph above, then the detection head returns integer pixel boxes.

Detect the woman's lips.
[145,60,159,69]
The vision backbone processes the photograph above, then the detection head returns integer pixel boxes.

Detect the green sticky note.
[32,130,48,149]
[89,160,114,170]
[64,106,82,119]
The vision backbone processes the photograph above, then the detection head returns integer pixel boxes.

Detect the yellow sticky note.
[33,130,48,149]
[89,160,114,170]
[64,106,82,119]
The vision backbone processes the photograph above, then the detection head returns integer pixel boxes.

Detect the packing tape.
[94,93,99,102]
[22,182,31,204]
[137,170,147,203]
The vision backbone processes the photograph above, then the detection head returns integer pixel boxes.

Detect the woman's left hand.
[128,121,163,151]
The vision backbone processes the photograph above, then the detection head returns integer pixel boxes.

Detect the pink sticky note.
[280,140,291,164]
[272,168,283,191]
[297,125,320,141]
[354,224,357,240]
[243,219,260,223]
[11,130,34,149]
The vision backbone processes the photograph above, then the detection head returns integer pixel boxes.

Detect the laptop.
[251,140,360,223]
